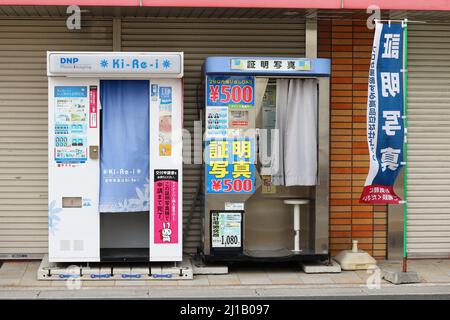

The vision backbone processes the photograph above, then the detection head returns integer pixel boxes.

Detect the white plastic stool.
[284,199,310,253]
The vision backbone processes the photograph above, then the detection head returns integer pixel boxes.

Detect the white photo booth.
[47,52,183,262]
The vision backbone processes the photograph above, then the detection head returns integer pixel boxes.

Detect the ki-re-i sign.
[360,22,405,204]
[205,138,255,194]
[48,53,183,75]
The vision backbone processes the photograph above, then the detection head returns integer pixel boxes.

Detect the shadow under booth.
[201,57,331,263]
[47,52,183,263]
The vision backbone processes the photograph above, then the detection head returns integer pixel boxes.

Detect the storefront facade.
[0,8,307,259]
[0,3,449,260]
[318,10,450,259]
[317,17,387,259]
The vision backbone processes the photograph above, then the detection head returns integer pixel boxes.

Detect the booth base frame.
[37,255,193,281]
[202,251,329,264]
[300,259,341,274]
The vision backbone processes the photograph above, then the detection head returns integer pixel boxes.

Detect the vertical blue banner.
[99,80,150,212]
[361,22,405,204]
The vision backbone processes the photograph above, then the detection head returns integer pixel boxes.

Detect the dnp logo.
[60,57,79,64]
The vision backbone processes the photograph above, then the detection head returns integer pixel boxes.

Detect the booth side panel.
[315,77,330,255]
[48,77,100,262]
[149,78,183,261]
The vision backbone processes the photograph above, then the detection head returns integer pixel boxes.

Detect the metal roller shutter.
[121,17,306,254]
[407,23,450,257]
[0,18,113,259]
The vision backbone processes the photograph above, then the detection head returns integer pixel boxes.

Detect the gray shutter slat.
[407,23,450,257]
[0,18,113,259]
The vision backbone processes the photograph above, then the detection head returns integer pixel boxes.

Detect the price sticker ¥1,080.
[211,211,242,248]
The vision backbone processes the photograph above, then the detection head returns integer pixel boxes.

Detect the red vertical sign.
[89,85,98,128]
[154,170,179,244]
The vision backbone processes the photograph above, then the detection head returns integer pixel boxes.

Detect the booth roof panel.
[203,56,331,77]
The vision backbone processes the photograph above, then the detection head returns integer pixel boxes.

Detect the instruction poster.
[206,106,228,138]
[152,84,173,157]
[154,169,179,244]
[205,138,255,194]
[211,211,242,248]
[54,86,88,165]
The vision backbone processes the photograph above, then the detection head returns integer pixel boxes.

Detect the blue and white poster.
[99,80,150,212]
[53,86,89,165]
[360,22,405,204]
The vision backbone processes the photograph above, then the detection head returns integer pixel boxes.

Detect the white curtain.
[271,78,318,186]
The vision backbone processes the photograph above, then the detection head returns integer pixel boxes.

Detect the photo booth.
[201,56,331,262]
[47,52,183,262]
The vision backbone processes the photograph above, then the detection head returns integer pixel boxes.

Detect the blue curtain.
[99,80,150,212]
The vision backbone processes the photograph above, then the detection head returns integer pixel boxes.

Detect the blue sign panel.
[54,86,87,98]
[206,75,254,109]
[206,138,255,194]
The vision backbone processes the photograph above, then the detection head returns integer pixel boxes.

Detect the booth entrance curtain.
[271,79,318,186]
[99,80,150,213]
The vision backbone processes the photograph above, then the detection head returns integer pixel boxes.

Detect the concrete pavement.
[2,283,450,299]
[1,259,450,299]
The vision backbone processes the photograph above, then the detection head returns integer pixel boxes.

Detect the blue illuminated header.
[204,56,330,77]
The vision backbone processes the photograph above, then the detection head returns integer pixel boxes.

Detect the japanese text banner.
[360,22,405,204]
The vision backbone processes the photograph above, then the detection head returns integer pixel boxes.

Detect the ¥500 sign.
[205,138,255,194]
[207,75,254,109]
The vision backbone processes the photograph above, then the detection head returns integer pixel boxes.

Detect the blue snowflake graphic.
[48,200,62,235]
[162,59,171,69]
[100,59,109,68]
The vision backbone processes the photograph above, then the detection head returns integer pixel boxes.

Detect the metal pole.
[293,204,300,252]
[402,19,409,273]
